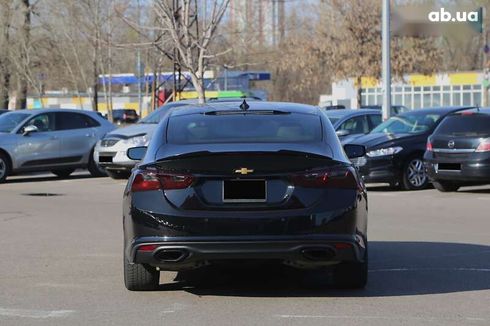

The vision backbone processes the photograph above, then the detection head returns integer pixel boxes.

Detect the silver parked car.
[0,109,115,183]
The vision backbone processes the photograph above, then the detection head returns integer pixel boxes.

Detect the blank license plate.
[99,156,113,163]
[437,163,461,171]
[223,180,266,203]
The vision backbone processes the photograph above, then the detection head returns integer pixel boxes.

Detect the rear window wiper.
[203,110,291,116]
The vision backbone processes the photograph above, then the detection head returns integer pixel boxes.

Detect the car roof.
[170,97,261,104]
[449,107,490,115]
[324,109,380,117]
[398,106,473,116]
[169,101,318,117]
[14,108,98,114]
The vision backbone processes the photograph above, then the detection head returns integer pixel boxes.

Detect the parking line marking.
[0,307,75,319]
[369,267,490,273]
[274,314,487,322]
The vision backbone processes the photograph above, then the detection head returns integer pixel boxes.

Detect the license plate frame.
[222,179,267,203]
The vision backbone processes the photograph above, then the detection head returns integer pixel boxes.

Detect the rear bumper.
[128,235,366,270]
[94,142,136,171]
[426,162,490,182]
[424,153,490,183]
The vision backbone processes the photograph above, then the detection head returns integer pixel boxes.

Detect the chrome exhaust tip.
[301,247,335,261]
[154,249,189,262]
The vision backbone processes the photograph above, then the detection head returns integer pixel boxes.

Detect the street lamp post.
[382,0,391,121]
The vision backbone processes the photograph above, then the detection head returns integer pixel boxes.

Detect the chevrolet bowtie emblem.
[235,168,254,175]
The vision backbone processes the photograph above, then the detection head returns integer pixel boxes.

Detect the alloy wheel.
[407,158,427,187]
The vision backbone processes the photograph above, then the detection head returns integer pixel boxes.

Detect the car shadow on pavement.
[458,187,490,194]
[157,241,490,297]
[3,173,96,184]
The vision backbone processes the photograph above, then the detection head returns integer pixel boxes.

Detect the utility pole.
[483,7,489,107]
[136,0,143,117]
[278,0,285,43]
[108,0,113,122]
[172,0,181,101]
[382,0,391,121]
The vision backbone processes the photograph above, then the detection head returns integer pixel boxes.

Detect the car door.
[14,112,62,170]
[55,112,98,165]
[337,115,370,139]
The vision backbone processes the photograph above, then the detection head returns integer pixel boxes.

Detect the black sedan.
[123,101,368,291]
[348,107,469,190]
[425,109,490,192]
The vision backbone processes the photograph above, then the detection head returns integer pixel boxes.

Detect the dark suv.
[424,109,490,192]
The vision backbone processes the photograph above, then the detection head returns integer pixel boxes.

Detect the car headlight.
[366,146,403,157]
[123,134,149,146]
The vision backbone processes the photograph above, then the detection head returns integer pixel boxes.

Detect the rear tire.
[433,180,460,192]
[107,170,131,180]
[401,156,429,191]
[0,152,11,184]
[51,169,75,178]
[333,247,368,289]
[124,255,160,291]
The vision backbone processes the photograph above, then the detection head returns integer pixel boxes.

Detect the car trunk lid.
[141,147,355,211]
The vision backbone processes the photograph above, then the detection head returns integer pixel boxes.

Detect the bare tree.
[14,0,33,109]
[276,0,442,106]
[0,0,13,109]
[152,0,230,103]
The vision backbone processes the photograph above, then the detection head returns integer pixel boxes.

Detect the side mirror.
[127,146,147,161]
[23,125,39,136]
[343,144,366,159]
[336,130,350,137]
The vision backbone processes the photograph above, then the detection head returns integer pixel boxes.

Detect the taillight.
[123,113,127,119]
[426,140,433,151]
[159,174,195,189]
[476,139,490,152]
[131,171,194,192]
[291,167,359,189]
[334,243,353,250]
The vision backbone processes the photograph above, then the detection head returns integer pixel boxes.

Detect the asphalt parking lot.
[0,172,489,326]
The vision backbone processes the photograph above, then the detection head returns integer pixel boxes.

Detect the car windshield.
[167,113,323,144]
[435,114,490,137]
[139,103,189,124]
[371,112,441,134]
[327,117,340,125]
[0,112,31,133]
[393,106,410,114]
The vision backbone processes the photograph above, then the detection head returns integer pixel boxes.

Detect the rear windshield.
[435,114,490,137]
[167,113,322,144]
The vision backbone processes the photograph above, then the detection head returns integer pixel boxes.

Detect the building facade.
[321,71,487,109]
